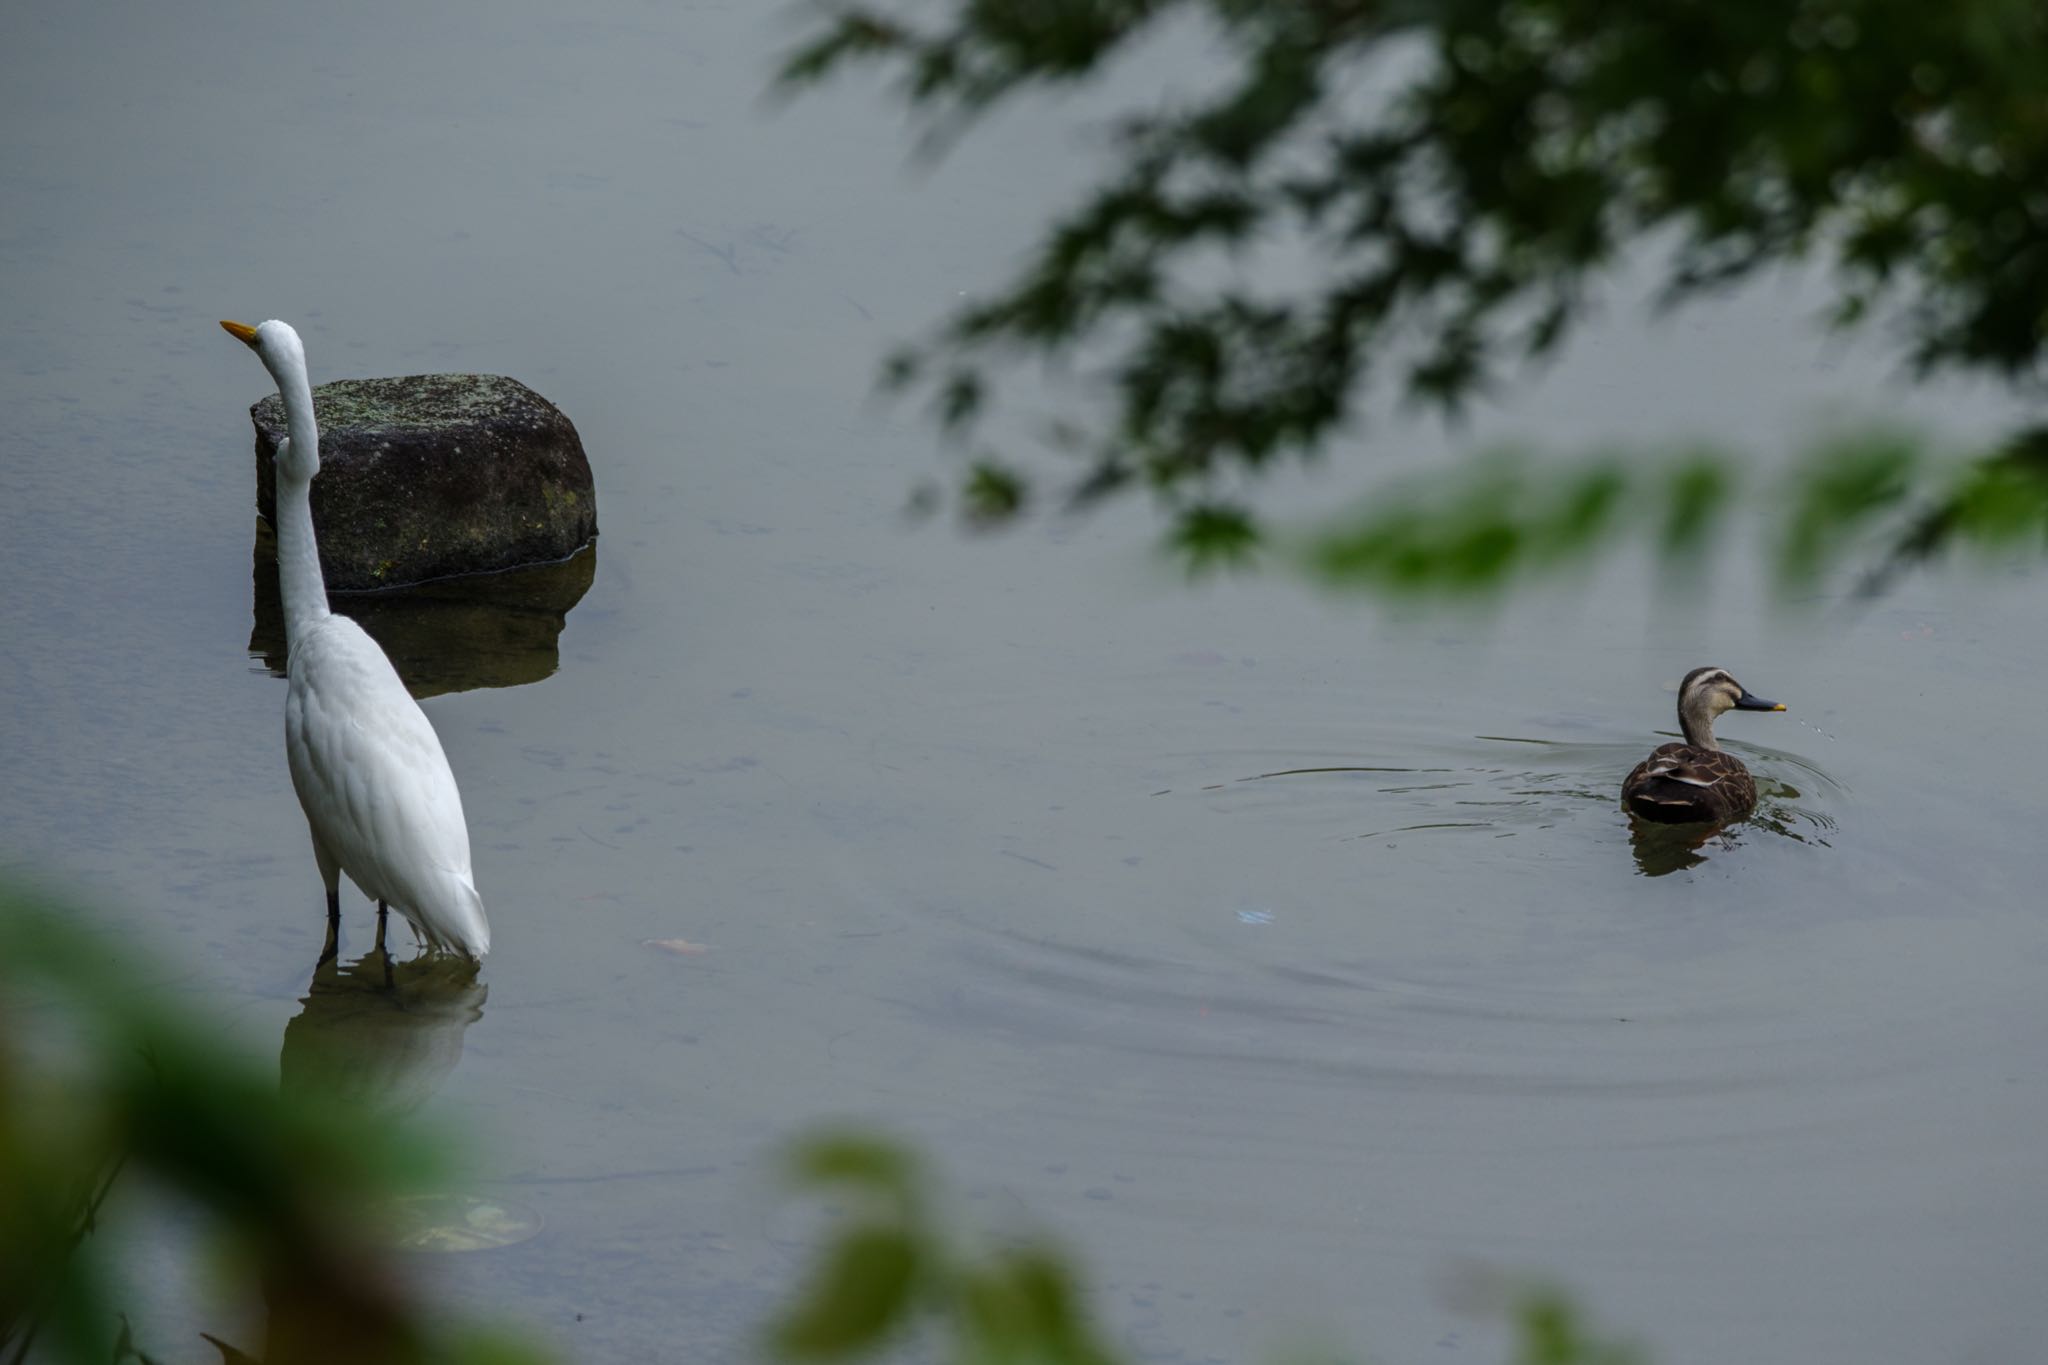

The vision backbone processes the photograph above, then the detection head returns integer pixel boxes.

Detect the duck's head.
[1677,666,1784,748]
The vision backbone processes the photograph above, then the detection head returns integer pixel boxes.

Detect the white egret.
[222,319,491,959]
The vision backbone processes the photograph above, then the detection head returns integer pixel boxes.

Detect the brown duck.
[1622,666,1786,824]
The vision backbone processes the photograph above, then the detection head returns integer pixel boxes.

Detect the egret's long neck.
[272,358,331,652]
[1678,693,1719,750]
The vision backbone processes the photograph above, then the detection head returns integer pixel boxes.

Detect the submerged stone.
[249,373,597,590]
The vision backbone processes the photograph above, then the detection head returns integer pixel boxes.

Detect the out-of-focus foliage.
[0,880,1731,1365]
[0,880,548,1365]
[1499,1288,1648,1365]
[781,0,2048,590]
[767,1131,1649,1365]
[767,1133,1120,1365]
[1447,1270,1650,1365]
[1296,425,2048,598]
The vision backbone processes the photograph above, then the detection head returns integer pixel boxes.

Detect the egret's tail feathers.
[445,878,491,959]
[410,876,490,959]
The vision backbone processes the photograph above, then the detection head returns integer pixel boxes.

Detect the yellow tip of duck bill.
[220,319,259,345]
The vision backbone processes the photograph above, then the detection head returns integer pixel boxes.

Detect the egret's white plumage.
[224,318,491,958]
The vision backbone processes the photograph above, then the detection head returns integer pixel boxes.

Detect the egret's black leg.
[376,903,395,986]
[318,887,341,963]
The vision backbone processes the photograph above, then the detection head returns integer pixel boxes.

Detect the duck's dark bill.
[1735,691,1785,711]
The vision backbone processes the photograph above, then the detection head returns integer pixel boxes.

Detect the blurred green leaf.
[1509,1284,1648,1365]
[1944,430,2048,546]
[1777,431,1920,584]
[956,1248,1116,1365]
[771,1227,922,1358]
[1656,456,1736,563]
[1301,454,1621,596]
[441,1330,562,1365]
[1167,503,1261,575]
[772,1131,1672,1365]
[963,462,1027,527]
[1288,430,2041,599]
[200,1334,264,1365]
[787,1131,923,1204]
[0,879,548,1365]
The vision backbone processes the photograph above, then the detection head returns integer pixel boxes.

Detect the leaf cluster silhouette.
[783,0,2048,588]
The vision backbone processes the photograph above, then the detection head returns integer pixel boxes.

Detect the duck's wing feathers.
[1622,743,1758,822]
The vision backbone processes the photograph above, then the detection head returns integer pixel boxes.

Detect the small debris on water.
[1237,909,1274,925]
[643,938,712,955]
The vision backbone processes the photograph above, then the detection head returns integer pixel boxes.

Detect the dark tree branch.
[785,0,2048,582]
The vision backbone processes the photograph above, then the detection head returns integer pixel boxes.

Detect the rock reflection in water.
[250,532,596,698]
[280,949,488,1118]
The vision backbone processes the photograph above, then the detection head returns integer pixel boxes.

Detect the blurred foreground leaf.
[771,1133,1652,1365]
[769,1131,1123,1365]
[1289,429,2048,599]
[788,1131,924,1205]
[1503,1285,1649,1365]
[773,1228,922,1358]
[0,879,552,1365]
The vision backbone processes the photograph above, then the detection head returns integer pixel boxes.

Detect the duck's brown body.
[1621,666,1784,826]
[1622,742,1759,824]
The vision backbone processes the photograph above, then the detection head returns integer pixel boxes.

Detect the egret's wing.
[285,617,487,951]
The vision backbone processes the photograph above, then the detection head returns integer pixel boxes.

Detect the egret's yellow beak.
[220,320,259,346]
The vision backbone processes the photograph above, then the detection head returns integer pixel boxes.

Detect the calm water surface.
[5,4,2047,1364]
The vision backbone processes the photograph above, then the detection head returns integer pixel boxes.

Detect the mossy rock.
[250,373,597,590]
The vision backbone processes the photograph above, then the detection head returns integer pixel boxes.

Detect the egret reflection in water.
[280,949,488,1119]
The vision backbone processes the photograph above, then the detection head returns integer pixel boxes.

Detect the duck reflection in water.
[1629,819,1725,876]
[280,944,487,1120]
[1628,778,1823,876]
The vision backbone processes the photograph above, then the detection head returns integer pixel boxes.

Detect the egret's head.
[1678,666,1784,720]
[222,318,318,479]
[221,318,305,380]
